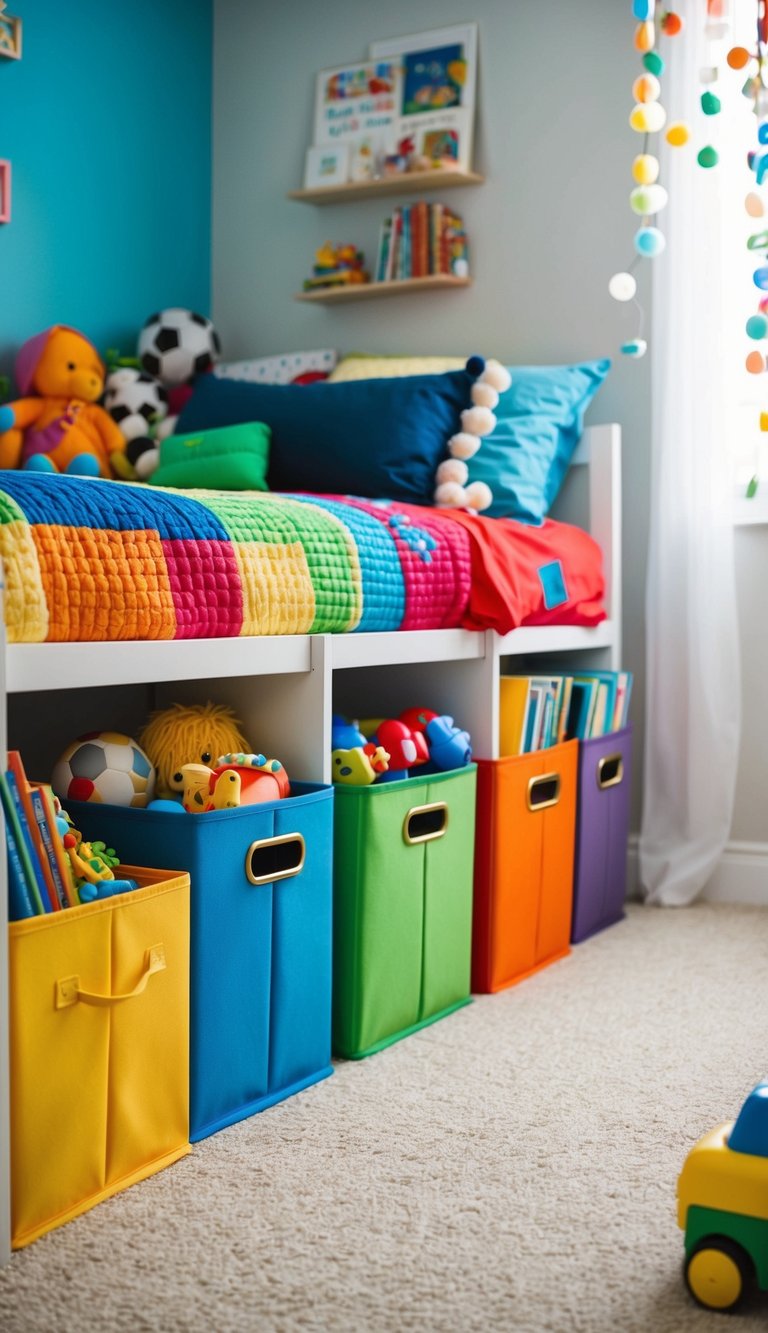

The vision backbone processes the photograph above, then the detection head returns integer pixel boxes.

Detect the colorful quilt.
[0,474,605,644]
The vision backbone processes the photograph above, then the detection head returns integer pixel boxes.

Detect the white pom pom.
[461,405,497,437]
[436,457,468,485]
[135,446,161,481]
[464,480,494,512]
[448,431,481,460]
[471,382,499,410]
[479,359,511,393]
[435,481,468,508]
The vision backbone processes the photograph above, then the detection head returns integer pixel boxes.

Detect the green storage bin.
[333,765,477,1059]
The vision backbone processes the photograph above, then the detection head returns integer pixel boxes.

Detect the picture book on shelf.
[310,59,401,184]
[369,23,478,172]
[499,670,632,756]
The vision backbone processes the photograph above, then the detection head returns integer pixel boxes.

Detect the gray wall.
[213,0,651,825]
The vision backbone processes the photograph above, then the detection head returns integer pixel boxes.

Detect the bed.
[0,420,622,1265]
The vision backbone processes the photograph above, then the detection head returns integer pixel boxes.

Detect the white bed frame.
[0,422,621,1265]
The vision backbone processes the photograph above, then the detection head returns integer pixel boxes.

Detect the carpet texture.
[1,903,766,1332]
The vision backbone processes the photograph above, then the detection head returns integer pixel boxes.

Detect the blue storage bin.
[66,783,333,1141]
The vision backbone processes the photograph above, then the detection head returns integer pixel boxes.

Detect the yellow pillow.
[328,354,467,382]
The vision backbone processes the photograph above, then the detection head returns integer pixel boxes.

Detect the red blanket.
[395,504,606,636]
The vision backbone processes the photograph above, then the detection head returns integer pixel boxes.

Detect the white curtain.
[639,0,742,905]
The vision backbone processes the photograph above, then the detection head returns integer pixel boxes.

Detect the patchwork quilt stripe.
[0,473,477,644]
[0,474,606,643]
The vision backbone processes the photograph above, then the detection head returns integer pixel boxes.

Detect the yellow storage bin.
[9,867,191,1249]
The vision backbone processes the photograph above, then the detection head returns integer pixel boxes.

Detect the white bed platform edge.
[0,421,622,1264]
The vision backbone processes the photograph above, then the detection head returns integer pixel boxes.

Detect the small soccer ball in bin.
[52,732,156,807]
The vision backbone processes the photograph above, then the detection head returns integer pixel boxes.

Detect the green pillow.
[151,421,271,491]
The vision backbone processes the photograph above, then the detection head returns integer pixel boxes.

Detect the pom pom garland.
[448,431,482,460]
[629,101,667,132]
[634,226,666,256]
[665,122,690,147]
[434,357,509,510]
[436,457,468,486]
[461,405,497,437]
[608,271,637,301]
[480,359,512,393]
[632,153,660,184]
[464,481,494,512]
[630,183,668,214]
[632,72,661,102]
[434,481,468,508]
[465,354,486,378]
[470,381,500,410]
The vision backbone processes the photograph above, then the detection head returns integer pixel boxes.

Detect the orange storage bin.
[472,740,578,993]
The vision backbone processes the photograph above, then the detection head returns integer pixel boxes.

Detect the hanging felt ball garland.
[727,0,768,494]
[609,2,684,359]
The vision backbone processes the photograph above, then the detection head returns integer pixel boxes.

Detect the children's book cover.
[313,60,401,175]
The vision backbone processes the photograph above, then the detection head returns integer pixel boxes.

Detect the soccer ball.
[52,732,156,808]
[103,368,169,443]
[138,308,221,387]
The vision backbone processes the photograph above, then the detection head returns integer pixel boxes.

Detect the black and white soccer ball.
[103,368,168,443]
[138,308,221,387]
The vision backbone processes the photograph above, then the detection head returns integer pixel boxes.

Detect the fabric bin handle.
[403,802,449,845]
[527,773,561,812]
[56,945,166,1010]
[597,754,624,790]
[246,833,305,885]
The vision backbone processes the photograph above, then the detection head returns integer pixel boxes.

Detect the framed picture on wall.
[0,12,22,60]
[0,160,10,223]
[303,143,349,189]
[369,24,478,172]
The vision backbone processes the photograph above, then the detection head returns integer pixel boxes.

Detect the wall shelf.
[288,169,484,205]
[295,275,471,303]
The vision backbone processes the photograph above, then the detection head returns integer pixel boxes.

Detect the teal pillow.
[467,360,611,522]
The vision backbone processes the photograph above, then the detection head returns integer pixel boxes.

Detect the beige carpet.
[1,903,767,1333]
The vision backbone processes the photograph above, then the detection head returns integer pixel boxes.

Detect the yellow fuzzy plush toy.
[0,326,127,477]
[139,703,250,800]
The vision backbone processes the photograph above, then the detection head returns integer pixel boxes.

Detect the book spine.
[5,770,47,913]
[8,750,60,910]
[5,816,35,920]
[30,787,70,909]
[387,207,401,282]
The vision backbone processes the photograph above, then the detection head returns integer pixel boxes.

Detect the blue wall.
[0,0,212,380]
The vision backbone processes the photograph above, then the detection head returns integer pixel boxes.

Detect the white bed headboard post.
[576,424,622,671]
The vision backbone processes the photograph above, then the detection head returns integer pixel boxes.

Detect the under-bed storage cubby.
[67,786,334,1141]
[9,867,191,1248]
[472,740,578,993]
[571,725,632,943]
[331,657,480,1057]
[333,766,476,1058]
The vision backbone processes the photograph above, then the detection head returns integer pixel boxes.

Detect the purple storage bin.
[571,725,632,943]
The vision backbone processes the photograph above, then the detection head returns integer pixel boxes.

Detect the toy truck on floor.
[677,1081,768,1312]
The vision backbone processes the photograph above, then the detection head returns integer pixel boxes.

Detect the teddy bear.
[0,326,127,477]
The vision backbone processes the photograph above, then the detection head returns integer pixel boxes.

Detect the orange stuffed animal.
[0,326,126,477]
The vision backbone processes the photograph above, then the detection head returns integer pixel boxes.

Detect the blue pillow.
[466,360,611,522]
[176,369,472,505]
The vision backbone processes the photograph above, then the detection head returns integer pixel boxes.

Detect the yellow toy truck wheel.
[685,1238,751,1312]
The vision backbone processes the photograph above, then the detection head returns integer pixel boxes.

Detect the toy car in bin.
[677,1081,768,1312]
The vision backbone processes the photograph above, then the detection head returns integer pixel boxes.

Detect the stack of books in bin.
[375,202,468,281]
[501,670,633,756]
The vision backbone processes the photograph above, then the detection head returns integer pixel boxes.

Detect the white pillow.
[215,349,337,385]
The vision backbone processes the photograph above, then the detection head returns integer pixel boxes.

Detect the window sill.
[733,494,768,526]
